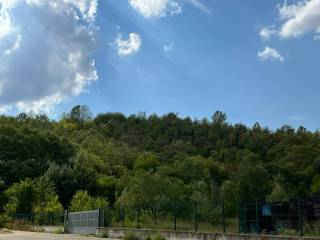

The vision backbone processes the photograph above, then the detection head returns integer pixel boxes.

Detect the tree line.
[1,105,320,224]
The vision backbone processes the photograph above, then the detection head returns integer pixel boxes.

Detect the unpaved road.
[0,231,112,240]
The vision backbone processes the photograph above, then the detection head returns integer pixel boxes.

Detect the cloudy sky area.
[0,0,320,129]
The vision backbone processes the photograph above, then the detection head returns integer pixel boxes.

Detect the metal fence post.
[137,206,140,229]
[64,210,68,233]
[173,202,177,231]
[255,199,259,235]
[154,205,157,231]
[109,212,112,228]
[98,208,101,228]
[238,204,241,234]
[122,206,125,229]
[298,197,304,237]
[194,202,198,232]
[222,200,226,233]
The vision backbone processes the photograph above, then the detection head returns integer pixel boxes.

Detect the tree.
[4,177,63,223]
[133,152,160,172]
[212,111,227,125]
[69,190,108,212]
[266,176,290,202]
[4,179,37,216]
[66,105,92,126]
[236,161,271,202]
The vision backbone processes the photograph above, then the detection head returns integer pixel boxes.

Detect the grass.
[123,231,139,240]
[96,232,109,238]
[110,216,238,233]
[53,228,64,234]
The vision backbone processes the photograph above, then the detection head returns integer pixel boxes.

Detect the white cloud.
[278,0,320,38]
[128,0,182,18]
[163,42,174,52]
[4,34,21,55]
[315,35,320,40]
[258,46,284,62]
[0,0,98,113]
[115,33,142,56]
[260,26,277,40]
[277,0,306,20]
[188,0,211,15]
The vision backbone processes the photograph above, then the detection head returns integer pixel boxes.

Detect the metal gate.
[64,209,104,234]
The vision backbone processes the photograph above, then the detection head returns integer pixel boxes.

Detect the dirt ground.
[0,231,113,240]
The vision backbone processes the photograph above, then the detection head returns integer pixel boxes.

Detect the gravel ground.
[0,231,112,240]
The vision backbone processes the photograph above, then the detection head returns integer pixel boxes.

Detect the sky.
[0,0,320,130]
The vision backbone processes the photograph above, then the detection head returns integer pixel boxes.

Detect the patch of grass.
[151,233,166,240]
[53,228,64,234]
[123,231,139,240]
[279,229,298,236]
[97,232,109,238]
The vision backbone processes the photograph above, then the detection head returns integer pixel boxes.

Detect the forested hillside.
[1,105,320,222]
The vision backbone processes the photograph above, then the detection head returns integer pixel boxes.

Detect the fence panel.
[65,209,103,234]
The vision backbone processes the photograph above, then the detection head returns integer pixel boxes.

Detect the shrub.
[98,232,109,238]
[70,190,108,212]
[53,228,64,234]
[151,233,166,240]
[0,215,10,228]
[123,231,139,240]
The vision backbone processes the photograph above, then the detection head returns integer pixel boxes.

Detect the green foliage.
[151,233,166,240]
[33,194,63,225]
[0,214,10,228]
[70,190,108,212]
[4,179,37,216]
[1,106,320,225]
[266,176,290,202]
[97,232,109,238]
[311,175,320,193]
[64,105,93,126]
[4,178,63,223]
[123,231,139,240]
[134,152,160,172]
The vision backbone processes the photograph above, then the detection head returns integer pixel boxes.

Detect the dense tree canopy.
[1,106,320,219]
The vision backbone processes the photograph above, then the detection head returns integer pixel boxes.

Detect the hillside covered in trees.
[1,105,320,224]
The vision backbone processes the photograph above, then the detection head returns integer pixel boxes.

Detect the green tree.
[4,179,37,216]
[70,190,108,212]
[133,152,160,172]
[266,175,290,202]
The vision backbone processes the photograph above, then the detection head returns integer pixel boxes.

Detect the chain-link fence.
[104,200,237,233]
[239,195,320,237]
[13,212,64,226]
[9,194,320,236]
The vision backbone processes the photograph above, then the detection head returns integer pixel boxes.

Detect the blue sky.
[0,0,320,130]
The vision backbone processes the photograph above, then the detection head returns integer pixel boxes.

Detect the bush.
[123,231,139,240]
[70,190,108,212]
[97,232,109,238]
[151,233,166,240]
[53,228,64,234]
[0,215,10,228]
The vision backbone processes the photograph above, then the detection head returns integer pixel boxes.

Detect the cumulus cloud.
[0,0,98,113]
[260,26,277,40]
[258,46,284,62]
[163,42,174,52]
[128,0,182,18]
[315,35,320,41]
[278,0,320,38]
[115,33,142,56]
